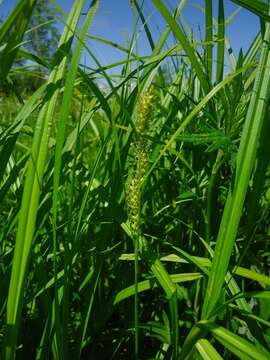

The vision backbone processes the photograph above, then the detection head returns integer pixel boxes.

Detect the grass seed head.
[136,87,154,136]
[127,87,155,236]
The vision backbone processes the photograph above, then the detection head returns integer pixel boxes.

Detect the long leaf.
[200,322,270,360]
[0,0,37,86]
[230,0,270,22]
[3,1,86,358]
[202,14,270,319]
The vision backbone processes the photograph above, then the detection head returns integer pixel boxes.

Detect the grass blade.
[3,1,86,358]
[216,0,225,83]
[0,0,37,86]
[200,322,270,360]
[205,0,213,82]
[202,13,270,319]
[152,0,210,94]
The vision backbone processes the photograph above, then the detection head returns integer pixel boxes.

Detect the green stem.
[134,234,139,359]
[205,149,223,243]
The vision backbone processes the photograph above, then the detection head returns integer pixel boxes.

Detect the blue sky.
[1,0,259,72]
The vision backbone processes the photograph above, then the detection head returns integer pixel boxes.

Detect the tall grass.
[1,0,270,358]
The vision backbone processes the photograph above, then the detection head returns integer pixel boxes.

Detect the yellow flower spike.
[136,87,155,136]
[127,87,155,236]
[125,86,155,360]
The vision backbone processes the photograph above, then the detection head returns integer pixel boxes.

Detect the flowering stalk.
[127,87,154,358]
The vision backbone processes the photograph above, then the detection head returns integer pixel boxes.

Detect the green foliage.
[1,0,270,359]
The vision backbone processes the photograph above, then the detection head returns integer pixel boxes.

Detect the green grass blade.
[230,0,270,22]
[52,2,99,355]
[205,0,213,82]
[196,338,224,360]
[243,32,262,67]
[134,0,155,51]
[216,0,225,83]
[114,273,202,305]
[202,15,270,319]
[201,322,270,360]
[3,1,86,358]
[152,0,210,94]
[0,0,37,86]
[145,66,247,181]
[76,261,102,359]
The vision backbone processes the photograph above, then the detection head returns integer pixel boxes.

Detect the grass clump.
[1,0,270,359]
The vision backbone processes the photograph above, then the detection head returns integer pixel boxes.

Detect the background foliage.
[1,0,270,359]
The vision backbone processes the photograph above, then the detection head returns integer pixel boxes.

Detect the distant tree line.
[1,0,59,95]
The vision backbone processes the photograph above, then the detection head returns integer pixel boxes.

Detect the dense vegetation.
[1,0,270,359]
